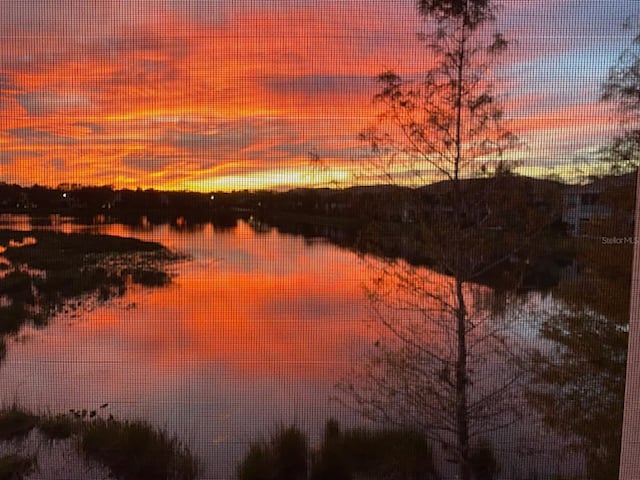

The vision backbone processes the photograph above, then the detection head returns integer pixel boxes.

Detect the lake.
[0,214,586,479]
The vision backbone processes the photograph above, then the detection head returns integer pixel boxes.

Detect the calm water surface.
[0,215,570,479]
[0,217,385,478]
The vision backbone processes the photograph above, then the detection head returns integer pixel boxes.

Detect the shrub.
[78,418,198,480]
[237,443,276,480]
[311,420,438,480]
[237,425,308,480]
[237,421,438,480]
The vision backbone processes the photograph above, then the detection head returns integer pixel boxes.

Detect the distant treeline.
[1,174,636,240]
[0,176,565,225]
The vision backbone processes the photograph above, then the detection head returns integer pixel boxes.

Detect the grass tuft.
[78,417,198,480]
[0,405,199,480]
[237,421,439,480]
[127,268,171,287]
[237,443,275,480]
[237,425,308,480]
[0,405,38,441]
[0,454,35,480]
[311,420,437,480]
[37,413,81,440]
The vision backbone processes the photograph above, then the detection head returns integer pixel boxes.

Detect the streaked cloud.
[0,0,637,190]
[8,127,77,145]
[16,92,93,115]
[121,152,186,172]
[263,75,376,96]
[0,152,13,165]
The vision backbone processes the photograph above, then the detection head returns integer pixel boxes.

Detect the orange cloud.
[0,1,634,190]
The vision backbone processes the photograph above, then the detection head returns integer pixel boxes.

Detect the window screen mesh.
[0,1,638,479]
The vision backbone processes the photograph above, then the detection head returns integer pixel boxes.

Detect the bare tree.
[336,1,557,479]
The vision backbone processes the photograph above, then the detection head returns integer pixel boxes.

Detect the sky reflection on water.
[0,217,571,478]
[0,219,382,477]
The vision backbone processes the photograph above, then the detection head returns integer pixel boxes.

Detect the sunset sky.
[0,0,638,191]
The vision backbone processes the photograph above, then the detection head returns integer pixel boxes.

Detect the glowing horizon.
[0,0,636,192]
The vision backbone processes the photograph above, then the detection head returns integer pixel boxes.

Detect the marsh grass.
[0,231,163,271]
[0,271,33,304]
[237,425,308,480]
[0,229,179,359]
[126,268,171,287]
[310,420,437,480]
[78,418,198,480]
[0,454,36,480]
[237,421,439,480]
[0,405,38,441]
[0,305,27,336]
[0,405,199,480]
[237,443,274,480]
[37,413,82,440]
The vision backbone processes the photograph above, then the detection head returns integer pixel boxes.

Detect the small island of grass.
[0,229,182,360]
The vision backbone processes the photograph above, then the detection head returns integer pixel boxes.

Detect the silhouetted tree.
[336,2,544,479]
[602,19,640,172]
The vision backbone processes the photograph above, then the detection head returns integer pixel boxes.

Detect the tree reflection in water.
[528,202,634,479]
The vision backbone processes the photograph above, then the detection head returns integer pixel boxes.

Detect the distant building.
[60,191,87,209]
[562,184,609,236]
[562,172,637,236]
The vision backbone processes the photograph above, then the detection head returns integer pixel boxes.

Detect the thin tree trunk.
[453,7,471,479]
[455,276,471,480]
[454,27,464,184]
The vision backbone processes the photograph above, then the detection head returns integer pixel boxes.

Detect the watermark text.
[602,236,638,245]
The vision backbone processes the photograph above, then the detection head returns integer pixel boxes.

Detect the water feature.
[0,214,603,479]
